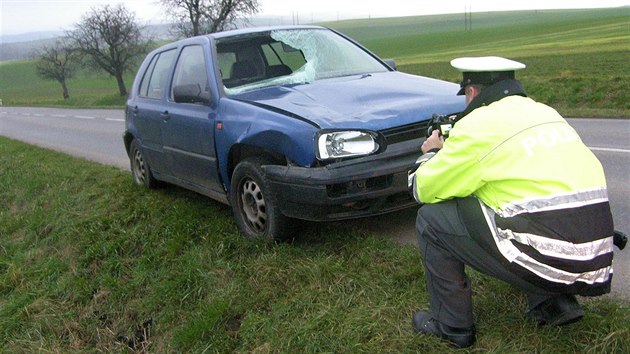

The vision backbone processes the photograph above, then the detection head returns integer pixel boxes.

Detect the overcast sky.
[1,0,629,36]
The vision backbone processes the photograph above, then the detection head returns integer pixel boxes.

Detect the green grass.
[1,137,628,351]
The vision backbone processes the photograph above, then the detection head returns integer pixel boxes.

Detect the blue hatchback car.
[124,25,465,239]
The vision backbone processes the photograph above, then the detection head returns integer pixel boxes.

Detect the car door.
[161,44,222,194]
[132,48,178,175]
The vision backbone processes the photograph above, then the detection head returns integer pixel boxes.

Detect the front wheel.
[230,157,294,240]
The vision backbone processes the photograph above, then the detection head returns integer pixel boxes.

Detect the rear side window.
[138,49,177,99]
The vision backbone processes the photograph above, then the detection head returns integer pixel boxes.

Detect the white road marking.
[0,111,123,122]
[590,147,630,154]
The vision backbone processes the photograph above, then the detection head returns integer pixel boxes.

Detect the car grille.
[381,121,427,145]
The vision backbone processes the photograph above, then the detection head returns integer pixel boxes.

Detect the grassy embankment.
[1,136,628,350]
[1,8,629,116]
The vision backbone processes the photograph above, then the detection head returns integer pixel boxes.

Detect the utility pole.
[465,5,472,31]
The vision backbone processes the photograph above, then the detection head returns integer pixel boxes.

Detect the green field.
[1,8,629,116]
[0,58,135,107]
[325,8,630,117]
[1,136,628,352]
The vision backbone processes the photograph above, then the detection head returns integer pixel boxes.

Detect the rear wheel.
[129,139,159,188]
[230,157,294,240]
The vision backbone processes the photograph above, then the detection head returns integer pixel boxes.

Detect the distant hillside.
[0,31,64,44]
[0,24,174,62]
[0,38,56,61]
[0,15,298,62]
[323,7,629,43]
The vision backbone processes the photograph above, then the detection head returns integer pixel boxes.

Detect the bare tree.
[160,0,260,37]
[68,4,150,96]
[35,39,79,99]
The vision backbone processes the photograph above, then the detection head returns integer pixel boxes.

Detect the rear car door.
[161,44,222,194]
[132,48,177,175]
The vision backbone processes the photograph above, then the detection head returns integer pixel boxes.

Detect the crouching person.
[409,56,615,348]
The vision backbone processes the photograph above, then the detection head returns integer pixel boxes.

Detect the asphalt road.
[1,107,629,301]
[0,107,129,169]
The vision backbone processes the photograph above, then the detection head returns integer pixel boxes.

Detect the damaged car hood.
[229,71,466,130]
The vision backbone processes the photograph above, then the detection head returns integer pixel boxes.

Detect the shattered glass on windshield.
[220,28,389,95]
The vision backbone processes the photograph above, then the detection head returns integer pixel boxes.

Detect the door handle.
[160,111,171,121]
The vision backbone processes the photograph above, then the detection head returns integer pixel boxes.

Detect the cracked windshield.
[218,28,389,94]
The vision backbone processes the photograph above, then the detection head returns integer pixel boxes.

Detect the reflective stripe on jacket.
[414,95,613,295]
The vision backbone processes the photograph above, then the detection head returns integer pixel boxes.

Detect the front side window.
[139,48,177,99]
[171,45,210,103]
[217,28,389,95]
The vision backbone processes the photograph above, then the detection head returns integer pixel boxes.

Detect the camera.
[426,114,454,138]
[614,230,627,250]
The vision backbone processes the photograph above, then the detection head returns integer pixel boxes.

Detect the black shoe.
[412,311,476,348]
[527,294,584,326]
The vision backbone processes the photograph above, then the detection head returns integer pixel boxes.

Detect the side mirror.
[383,59,397,71]
[173,84,211,105]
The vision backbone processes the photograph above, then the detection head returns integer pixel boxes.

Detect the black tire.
[129,139,159,188]
[230,157,294,240]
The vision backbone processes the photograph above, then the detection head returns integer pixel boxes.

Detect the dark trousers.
[416,197,557,328]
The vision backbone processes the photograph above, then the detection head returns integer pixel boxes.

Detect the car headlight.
[316,130,380,160]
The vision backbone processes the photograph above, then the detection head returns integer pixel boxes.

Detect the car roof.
[146,26,330,57]
[207,25,326,40]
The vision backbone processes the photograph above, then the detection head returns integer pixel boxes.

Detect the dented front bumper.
[262,139,421,221]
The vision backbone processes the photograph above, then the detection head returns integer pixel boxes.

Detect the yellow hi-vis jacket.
[413,95,614,296]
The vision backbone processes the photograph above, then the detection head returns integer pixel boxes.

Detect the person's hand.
[421,130,444,153]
